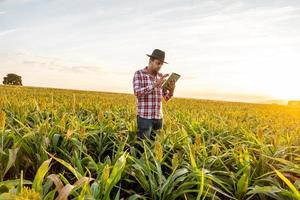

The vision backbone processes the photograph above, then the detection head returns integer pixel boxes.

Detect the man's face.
[149,59,163,73]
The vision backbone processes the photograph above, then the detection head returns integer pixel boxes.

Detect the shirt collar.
[142,66,148,73]
[142,66,162,77]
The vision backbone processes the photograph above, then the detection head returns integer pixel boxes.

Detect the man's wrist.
[154,82,162,88]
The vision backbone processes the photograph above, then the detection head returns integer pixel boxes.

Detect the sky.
[0,0,300,103]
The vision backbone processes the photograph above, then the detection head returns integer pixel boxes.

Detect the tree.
[3,73,23,86]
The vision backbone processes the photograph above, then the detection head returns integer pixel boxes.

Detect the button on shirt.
[133,66,173,119]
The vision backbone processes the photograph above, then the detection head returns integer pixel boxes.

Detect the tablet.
[162,72,181,90]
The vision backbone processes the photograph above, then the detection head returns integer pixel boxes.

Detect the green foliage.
[0,85,300,199]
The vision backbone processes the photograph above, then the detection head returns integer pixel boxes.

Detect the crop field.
[0,85,300,200]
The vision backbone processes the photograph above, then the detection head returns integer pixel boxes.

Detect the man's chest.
[141,74,162,95]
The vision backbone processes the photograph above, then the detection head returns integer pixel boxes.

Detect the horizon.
[1,0,300,103]
[0,84,293,105]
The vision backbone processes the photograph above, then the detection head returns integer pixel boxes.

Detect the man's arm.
[133,71,154,97]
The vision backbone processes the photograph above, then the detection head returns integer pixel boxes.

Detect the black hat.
[146,49,168,64]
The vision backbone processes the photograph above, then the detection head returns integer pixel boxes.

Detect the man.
[133,49,176,140]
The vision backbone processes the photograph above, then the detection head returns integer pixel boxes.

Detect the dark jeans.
[137,115,163,140]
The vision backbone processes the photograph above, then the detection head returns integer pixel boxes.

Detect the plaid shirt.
[133,66,173,119]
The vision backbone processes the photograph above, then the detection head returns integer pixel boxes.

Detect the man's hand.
[154,74,169,88]
[165,79,176,94]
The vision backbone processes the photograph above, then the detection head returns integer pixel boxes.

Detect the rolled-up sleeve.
[133,71,154,97]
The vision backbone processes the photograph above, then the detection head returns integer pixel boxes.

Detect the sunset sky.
[0,0,300,103]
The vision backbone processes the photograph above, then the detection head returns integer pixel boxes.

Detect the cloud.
[22,59,103,74]
[23,60,47,66]
[0,11,7,15]
[66,65,103,73]
[0,29,16,37]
